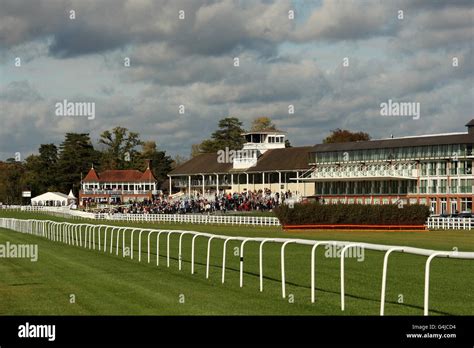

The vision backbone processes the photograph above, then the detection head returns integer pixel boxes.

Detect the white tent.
[31,192,69,207]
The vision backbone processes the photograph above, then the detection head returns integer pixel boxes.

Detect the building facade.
[168,130,315,198]
[79,165,158,206]
[168,120,474,214]
[300,120,474,214]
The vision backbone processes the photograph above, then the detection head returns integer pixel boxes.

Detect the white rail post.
[311,241,335,303]
[156,230,167,266]
[206,236,215,279]
[130,228,140,260]
[147,230,161,263]
[178,231,188,270]
[340,244,360,311]
[221,238,236,284]
[138,229,147,262]
[424,252,450,316]
[281,241,293,299]
[239,239,252,288]
[259,239,271,292]
[380,247,405,315]
[191,234,200,274]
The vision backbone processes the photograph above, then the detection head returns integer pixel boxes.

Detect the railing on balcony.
[174,180,232,188]
[80,190,151,195]
[301,163,418,180]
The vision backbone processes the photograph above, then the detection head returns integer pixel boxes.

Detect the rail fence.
[1,217,473,315]
[3,206,474,230]
[1,205,281,226]
[427,216,473,230]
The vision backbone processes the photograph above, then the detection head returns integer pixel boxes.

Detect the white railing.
[427,217,473,230]
[1,205,280,226]
[1,217,473,316]
[94,213,281,226]
[5,206,474,230]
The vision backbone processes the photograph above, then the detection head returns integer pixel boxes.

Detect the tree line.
[0,127,173,204]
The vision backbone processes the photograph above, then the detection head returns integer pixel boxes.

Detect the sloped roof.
[83,167,99,181]
[83,169,157,182]
[238,146,312,172]
[31,192,68,201]
[466,119,474,127]
[168,146,312,175]
[169,153,232,175]
[141,167,157,181]
[310,133,473,152]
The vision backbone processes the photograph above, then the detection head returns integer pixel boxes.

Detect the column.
[262,172,265,189]
[201,174,205,195]
[188,175,191,197]
[278,171,281,191]
[216,174,219,194]
[231,173,234,192]
[246,172,249,191]
[296,171,300,196]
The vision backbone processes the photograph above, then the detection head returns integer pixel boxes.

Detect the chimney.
[466,119,474,135]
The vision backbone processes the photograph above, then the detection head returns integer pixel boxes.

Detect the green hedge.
[274,203,430,225]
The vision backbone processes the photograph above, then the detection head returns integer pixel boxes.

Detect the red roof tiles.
[83,168,156,182]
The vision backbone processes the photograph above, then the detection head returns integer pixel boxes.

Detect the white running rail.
[1,206,280,226]
[1,217,473,316]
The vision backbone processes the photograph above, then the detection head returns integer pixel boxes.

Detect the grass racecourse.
[0,210,473,316]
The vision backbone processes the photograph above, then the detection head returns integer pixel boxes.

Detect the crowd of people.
[91,189,297,215]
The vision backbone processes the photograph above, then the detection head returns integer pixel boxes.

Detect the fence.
[1,217,473,316]
[4,206,474,230]
[1,205,281,226]
[427,216,473,230]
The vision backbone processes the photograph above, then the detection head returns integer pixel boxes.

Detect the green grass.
[0,210,473,315]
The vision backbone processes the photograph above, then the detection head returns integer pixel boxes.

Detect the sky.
[0,0,473,161]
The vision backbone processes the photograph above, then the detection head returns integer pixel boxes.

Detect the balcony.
[299,163,418,181]
[174,180,232,188]
[81,190,151,195]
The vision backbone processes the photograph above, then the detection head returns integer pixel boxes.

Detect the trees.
[199,117,246,153]
[251,116,277,131]
[323,129,371,143]
[0,161,25,204]
[56,133,101,194]
[139,141,173,184]
[99,126,143,169]
[22,144,59,196]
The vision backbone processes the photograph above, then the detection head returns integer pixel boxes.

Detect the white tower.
[233,130,286,169]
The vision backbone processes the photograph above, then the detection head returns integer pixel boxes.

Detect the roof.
[310,133,474,152]
[31,192,68,201]
[169,153,232,175]
[83,169,157,182]
[141,167,157,181]
[169,146,312,175]
[242,130,285,135]
[466,119,474,127]
[237,147,311,172]
[83,167,99,181]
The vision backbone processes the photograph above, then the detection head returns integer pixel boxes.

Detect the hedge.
[274,203,430,226]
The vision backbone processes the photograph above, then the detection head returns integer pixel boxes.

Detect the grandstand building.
[169,120,474,214]
[79,164,158,206]
[168,130,315,197]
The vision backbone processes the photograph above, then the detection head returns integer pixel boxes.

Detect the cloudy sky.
[0,0,473,160]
